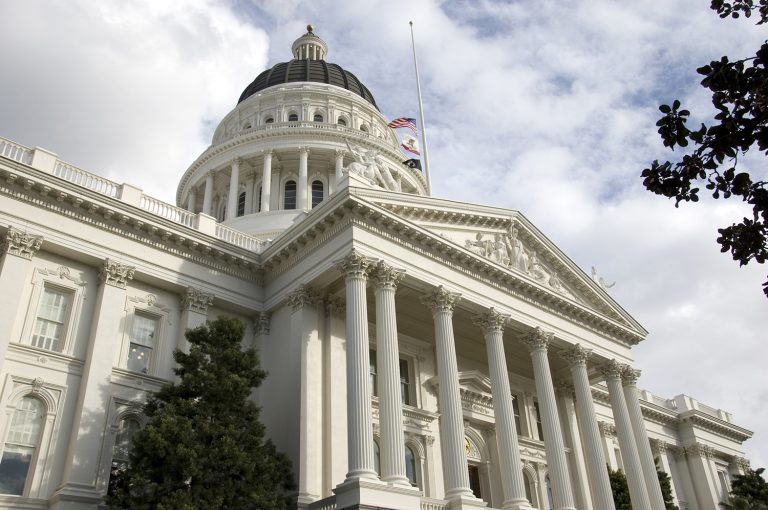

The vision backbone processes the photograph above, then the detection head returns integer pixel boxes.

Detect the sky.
[1,0,766,466]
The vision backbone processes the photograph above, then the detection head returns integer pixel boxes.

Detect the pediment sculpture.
[343,141,401,192]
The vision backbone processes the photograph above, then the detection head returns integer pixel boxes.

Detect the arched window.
[288,113,299,122]
[109,416,141,495]
[313,113,323,122]
[405,445,417,487]
[257,186,262,213]
[242,122,252,130]
[265,117,274,124]
[311,180,324,208]
[0,397,45,495]
[284,181,297,210]
[523,470,537,507]
[360,124,368,132]
[337,117,347,126]
[237,191,246,217]
[373,440,380,476]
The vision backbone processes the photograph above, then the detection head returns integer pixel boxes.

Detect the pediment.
[346,188,646,340]
[458,370,493,396]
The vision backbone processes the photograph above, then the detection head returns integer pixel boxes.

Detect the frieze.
[460,387,493,416]
[2,226,43,259]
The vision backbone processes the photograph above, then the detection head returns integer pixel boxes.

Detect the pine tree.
[105,317,294,510]
[731,467,768,510]
[608,466,633,510]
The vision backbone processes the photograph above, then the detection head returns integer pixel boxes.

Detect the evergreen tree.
[731,467,768,509]
[105,317,294,510]
[656,458,679,510]
[608,466,633,510]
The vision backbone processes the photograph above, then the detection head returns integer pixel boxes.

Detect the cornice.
[0,159,262,282]
[679,410,753,443]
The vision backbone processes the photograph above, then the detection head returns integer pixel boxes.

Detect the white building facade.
[0,28,753,510]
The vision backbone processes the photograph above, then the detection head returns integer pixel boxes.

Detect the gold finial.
[307,24,313,33]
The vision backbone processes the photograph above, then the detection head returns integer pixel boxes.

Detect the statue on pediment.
[344,141,401,191]
[466,233,491,257]
[591,266,616,290]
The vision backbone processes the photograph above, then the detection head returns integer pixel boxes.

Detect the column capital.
[370,260,404,291]
[686,442,713,458]
[324,296,346,317]
[471,307,508,334]
[335,148,346,158]
[620,366,641,386]
[232,157,242,166]
[598,421,616,437]
[598,359,625,381]
[261,149,274,157]
[421,285,461,313]
[335,249,374,280]
[649,438,667,455]
[253,311,271,336]
[180,286,214,312]
[521,327,553,353]
[555,380,576,398]
[734,456,751,471]
[560,343,592,367]
[207,170,216,179]
[287,284,321,311]
[98,259,135,289]
[2,227,43,260]
[299,146,310,155]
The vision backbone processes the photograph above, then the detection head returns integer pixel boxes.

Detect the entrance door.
[468,464,482,499]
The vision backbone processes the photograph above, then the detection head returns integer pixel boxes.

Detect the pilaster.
[178,286,214,353]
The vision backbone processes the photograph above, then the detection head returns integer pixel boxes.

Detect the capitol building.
[0,27,753,510]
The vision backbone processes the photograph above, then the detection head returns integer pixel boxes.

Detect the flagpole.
[409,21,432,196]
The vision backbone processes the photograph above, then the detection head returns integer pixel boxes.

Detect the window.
[512,394,522,436]
[242,122,252,130]
[369,349,377,397]
[337,117,347,126]
[717,469,731,502]
[108,416,141,496]
[311,180,324,208]
[373,439,380,475]
[400,359,410,405]
[545,475,554,510]
[265,117,274,124]
[533,400,544,441]
[288,113,299,122]
[360,124,368,132]
[284,181,297,210]
[257,186,262,212]
[31,287,70,352]
[313,113,323,122]
[405,445,417,486]
[237,191,246,217]
[523,471,536,507]
[127,313,157,374]
[0,397,44,496]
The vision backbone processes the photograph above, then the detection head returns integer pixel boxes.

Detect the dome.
[237,26,379,109]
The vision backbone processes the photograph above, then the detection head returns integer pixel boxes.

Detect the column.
[520,328,576,510]
[561,344,615,510]
[226,158,240,220]
[651,439,681,507]
[186,186,197,212]
[0,228,43,375]
[556,383,593,510]
[54,260,135,507]
[298,147,309,209]
[420,287,475,501]
[669,445,699,509]
[335,149,345,186]
[244,173,255,214]
[371,261,410,486]
[178,286,214,353]
[202,171,214,216]
[686,443,720,510]
[473,309,531,510]
[261,150,272,212]
[288,284,324,504]
[335,250,377,481]
[600,360,652,509]
[621,367,666,510]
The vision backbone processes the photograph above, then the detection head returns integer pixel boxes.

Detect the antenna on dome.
[409,21,432,196]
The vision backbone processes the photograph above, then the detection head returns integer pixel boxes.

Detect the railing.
[698,402,721,419]
[140,194,196,227]
[215,223,264,251]
[307,496,336,510]
[421,498,448,510]
[217,121,375,144]
[0,137,33,165]
[53,161,121,198]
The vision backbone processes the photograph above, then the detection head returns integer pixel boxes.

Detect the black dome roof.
[237,59,378,110]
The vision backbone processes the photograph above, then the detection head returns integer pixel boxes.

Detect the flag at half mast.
[387,117,417,133]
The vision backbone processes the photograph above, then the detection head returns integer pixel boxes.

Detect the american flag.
[387,117,417,133]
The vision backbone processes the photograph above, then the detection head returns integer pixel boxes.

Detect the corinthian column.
[521,328,576,510]
[202,171,214,216]
[371,261,409,486]
[473,309,532,510]
[622,367,666,510]
[421,287,475,501]
[336,249,377,481]
[226,158,240,220]
[335,149,345,186]
[561,344,615,510]
[298,147,309,209]
[600,360,651,509]
[261,150,272,212]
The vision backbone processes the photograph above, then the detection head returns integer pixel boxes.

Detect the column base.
[501,498,535,510]
[446,494,488,510]
[49,484,103,510]
[333,477,422,510]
